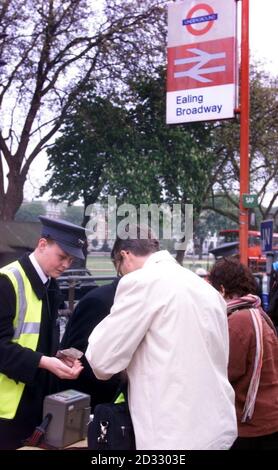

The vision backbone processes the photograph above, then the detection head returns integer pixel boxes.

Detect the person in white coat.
[86,226,237,450]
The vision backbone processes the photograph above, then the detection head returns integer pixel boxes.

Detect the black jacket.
[0,253,62,449]
[269,269,278,328]
[59,278,121,409]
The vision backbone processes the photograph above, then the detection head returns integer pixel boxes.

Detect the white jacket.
[86,251,237,449]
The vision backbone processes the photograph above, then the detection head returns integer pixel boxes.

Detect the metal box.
[43,389,91,448]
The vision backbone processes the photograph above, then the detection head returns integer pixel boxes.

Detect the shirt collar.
[29,252,49,285]
[143,250,176,267]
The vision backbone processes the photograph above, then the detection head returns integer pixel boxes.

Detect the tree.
[123,67,216,263]
[40,91,133,224]
[203,65,278,225]
[15,200,46,221]
[42,67,216,263]
[194,196,238,258]
[0,0,167,220]
[60,204,83,225]
[97,66,216,212]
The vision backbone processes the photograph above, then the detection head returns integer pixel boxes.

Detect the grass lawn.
[86,253,214,278]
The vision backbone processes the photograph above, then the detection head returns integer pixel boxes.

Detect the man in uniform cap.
[39,216,86,260]
[0,216,85,449]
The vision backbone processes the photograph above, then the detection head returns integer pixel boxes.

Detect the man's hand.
[39,356,84,379]
[56,347,83,367]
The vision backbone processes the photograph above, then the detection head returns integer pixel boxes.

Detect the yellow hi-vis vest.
[0,261,42,419]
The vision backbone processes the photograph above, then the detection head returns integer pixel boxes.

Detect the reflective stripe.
[0,261,42,419]
[6,266,28,339]
[21,322,41,334]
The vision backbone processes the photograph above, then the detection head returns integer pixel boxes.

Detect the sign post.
[239,0,250,266]
[166,0,237,124]
[167,1,250,266]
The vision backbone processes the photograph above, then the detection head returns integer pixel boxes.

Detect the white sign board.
[167,0,237,124]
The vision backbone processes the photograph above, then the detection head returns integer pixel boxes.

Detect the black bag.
[88,400,136,450]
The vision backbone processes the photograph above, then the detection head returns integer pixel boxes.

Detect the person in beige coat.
[86,226,237,450]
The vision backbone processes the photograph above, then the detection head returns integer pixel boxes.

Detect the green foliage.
[41,91,131,208]
[42,67,216,224]
[60,205,83,225]
[206,64,278,223]
[196,195,239,239]
[102,66,217,218]
[15,201,46,222]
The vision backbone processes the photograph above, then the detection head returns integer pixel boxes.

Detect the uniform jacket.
[0,253,62,449]
[59,278,121,408]
[86,250,237,450]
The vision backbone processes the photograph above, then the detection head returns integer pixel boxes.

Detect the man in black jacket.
[0,216,85,449]
[59,278,121,410]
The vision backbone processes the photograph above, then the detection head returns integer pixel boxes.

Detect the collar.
[143,250,176,268]
[29,252,49,285]
[226,294,261,314]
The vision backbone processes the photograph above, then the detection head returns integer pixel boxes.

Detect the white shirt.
[86,250,237,450]
[29,252,49,285]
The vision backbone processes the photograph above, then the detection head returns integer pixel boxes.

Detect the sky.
[249,0,278,74]
[25,0,278,201]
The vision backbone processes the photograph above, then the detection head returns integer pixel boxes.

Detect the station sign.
[167,0,237,124]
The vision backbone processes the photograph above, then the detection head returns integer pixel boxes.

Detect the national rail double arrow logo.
[174,48,226,83]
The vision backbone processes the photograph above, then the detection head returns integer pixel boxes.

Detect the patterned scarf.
[227,294,277,423]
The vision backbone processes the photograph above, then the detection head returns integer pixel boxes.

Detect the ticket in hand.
[56,347,83,360]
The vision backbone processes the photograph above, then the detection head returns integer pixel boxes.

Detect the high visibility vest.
[0,261,42,419]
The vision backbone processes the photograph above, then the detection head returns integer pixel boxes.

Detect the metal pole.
[239,0,250,265]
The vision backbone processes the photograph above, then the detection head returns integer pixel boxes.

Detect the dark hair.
[111,224,160,261]
[209,258,259,298]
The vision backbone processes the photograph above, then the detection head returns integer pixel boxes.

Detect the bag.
[88,400,135,450]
